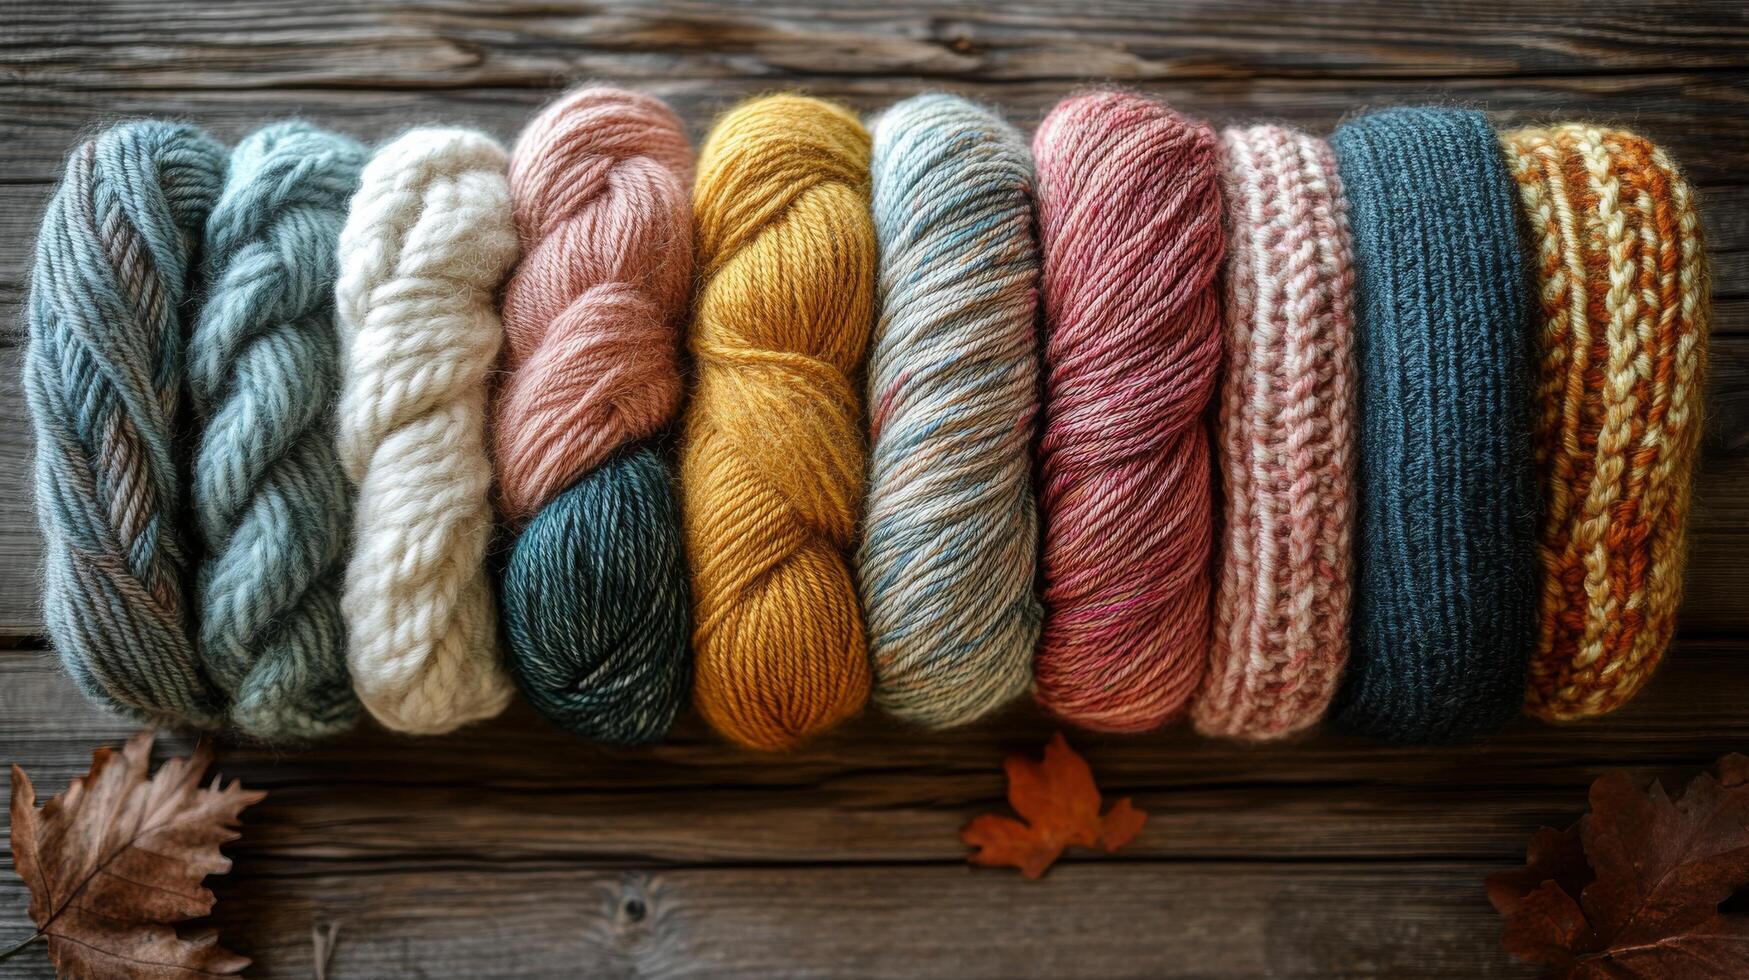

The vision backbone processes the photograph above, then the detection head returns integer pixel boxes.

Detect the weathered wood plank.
[7,0,1748,91]
[2,76,1749,186]
[1,644,1744,871]
[0,861,1532,979]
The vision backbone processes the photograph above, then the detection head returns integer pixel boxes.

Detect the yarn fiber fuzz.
[1031,91,1225,733]
[335,127,519,735]
[1193,125,1357,742]
[1331,107,1538,743]
[190,122,365,742]
[1502,125,1709,721]
[494,87,694,744]
[860,94,1042,730]
[684,94,877,750]
[25,122,227,728]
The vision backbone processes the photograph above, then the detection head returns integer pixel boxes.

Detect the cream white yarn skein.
[336,128,519,734]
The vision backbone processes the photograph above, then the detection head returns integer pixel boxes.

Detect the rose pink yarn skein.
[1032,91,1225,733]
[494,88,691,521]
[1193,125,1357,741]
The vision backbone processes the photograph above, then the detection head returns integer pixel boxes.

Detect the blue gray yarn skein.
[189,122,365,741]
[1330,107,1539,743]
[25,121,228,727]
[858,94,1044,728]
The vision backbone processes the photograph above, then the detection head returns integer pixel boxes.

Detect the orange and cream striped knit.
[1501,125,1709,721]
[683,95,876,750]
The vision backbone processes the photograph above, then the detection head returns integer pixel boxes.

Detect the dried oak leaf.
[1488,754,1749,978]
[961,732,1146,878]
[9,730,263,978]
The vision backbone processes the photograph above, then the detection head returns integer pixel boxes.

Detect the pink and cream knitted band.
[1193,125,1358,741]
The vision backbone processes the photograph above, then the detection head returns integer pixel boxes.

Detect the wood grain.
[7,0,1748,90]
[0,646,1743,979]
[2,1,1747,976]
[1,644,1746,867]
[0,863,1529,979]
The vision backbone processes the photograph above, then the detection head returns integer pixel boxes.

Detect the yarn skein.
[1331,107,1538,743]
[684,94,876,750]
[24,122,227,728]
[336,128,519,735]
[494,88,694,744]
[190,122,365,742]
[1193,125,1357,741]
[1502,125,1709,721]
[859,94,1042,729]
[1031,91,1224,733]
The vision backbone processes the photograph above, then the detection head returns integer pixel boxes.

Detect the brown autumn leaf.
[961,732,1147,878]
[8,730,264,978]
[1488,754,1749,978]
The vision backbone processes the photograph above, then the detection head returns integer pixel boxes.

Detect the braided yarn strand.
[190,122,364,741]
[684,95,876,750]
[1193,125,1357,741]
[1502,125,1709,721]
[1031,91,1225,733]
[336,128,519,734]
[25,122,227,728]
[495,88,694,744]
[1331,107,1538,742]
[860,94,1042,729]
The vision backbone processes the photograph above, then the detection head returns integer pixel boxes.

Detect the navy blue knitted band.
[1330,107,1538,743]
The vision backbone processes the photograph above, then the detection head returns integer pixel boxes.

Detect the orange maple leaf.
[961,733,1147,878]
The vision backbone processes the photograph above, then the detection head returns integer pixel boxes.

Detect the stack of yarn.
[24,88,1710,749]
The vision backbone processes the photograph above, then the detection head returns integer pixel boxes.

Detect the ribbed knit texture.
[25,122,227,729]
[859,94,1042,729]
[1502,125,1709,721]
[1331,107,1537,742]
[190,122,364,742]
[1032,91,1224,733]
[684,95,876,750]
[494,88,693,744]
[1194,125,1357,741]
[336,128,519,734]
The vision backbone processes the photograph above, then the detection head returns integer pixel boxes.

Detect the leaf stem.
[0,931,45,961]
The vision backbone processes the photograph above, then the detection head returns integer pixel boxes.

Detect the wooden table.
[2,2,1745,976]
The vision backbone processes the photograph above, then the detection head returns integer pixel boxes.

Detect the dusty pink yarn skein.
[1032,91,1225,733]
[493,87,692,522]
[1193,125,1357,741]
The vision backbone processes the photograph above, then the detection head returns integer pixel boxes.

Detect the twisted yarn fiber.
[1502,125,1709,721]
[190,122,364,741]
[685,95,876,750]
[494,88,694,744]
[1193,125,1357,742]
[1032,91,1225,733]
[25,122,227,728]
[860,94,1042,729]
[1332,107,1538,742]
[336,128,519,734]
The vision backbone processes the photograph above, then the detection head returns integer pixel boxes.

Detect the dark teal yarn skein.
[189,122,365,742]
[24,121,227,727]
[1330,107,1538,742]
[500,449,690,743]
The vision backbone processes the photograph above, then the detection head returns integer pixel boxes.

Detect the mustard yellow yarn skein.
[684,95,876,750]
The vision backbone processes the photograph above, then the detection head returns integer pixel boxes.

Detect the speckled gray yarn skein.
[858,94,1043,728]
[189,122,365,742]
[24,121,228,727]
